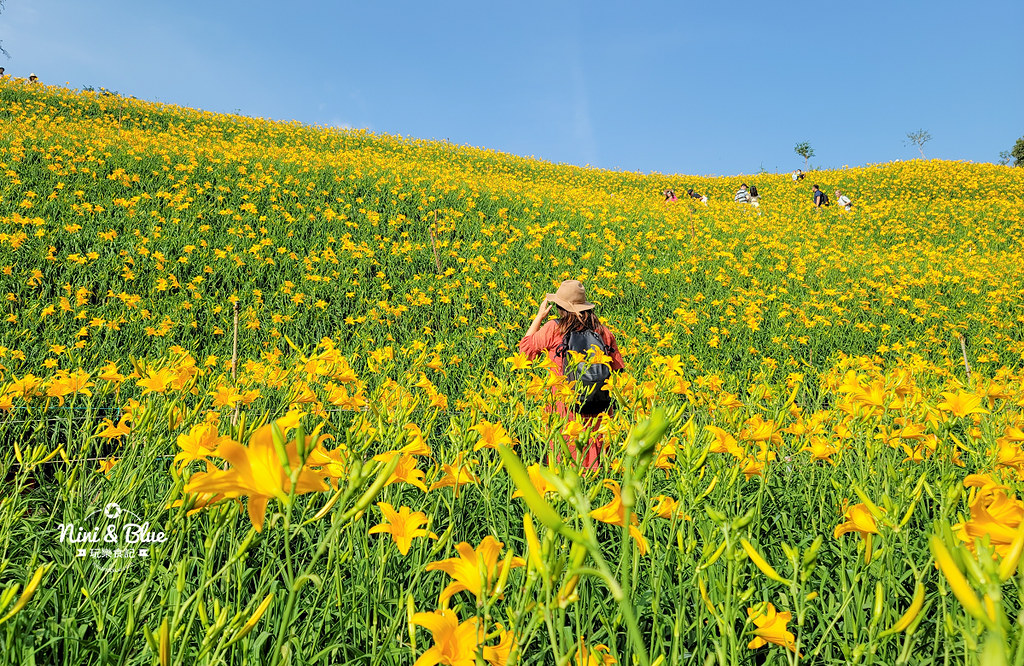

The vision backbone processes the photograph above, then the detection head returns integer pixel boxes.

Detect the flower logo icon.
[103,503,121,520]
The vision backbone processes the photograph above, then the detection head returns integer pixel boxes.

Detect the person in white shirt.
[835,189,852,211]
[734,183,751,204]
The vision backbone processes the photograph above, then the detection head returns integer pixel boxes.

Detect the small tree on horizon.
[1006,136,1024,167]
[794,142,814,169]
[905,129,932,159]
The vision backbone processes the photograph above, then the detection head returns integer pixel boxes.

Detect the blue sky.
[2,1,1021,176]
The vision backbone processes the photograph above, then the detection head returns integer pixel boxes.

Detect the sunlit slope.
[2,81,1024,394]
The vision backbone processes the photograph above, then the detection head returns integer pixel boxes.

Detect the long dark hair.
[553,306,606,361]
[555,306,602,335]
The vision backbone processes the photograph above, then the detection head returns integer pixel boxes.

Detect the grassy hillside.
[3,80,1024,665]
[3,81,1023,388]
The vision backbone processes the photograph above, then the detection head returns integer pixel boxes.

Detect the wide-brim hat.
[546,279,595,313]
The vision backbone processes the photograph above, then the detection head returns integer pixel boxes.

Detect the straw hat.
[545,280,595,313]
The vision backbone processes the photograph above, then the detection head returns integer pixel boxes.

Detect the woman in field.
[519,279,624,469]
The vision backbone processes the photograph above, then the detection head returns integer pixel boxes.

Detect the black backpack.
[557,329,613,416]
[820,192,830,206]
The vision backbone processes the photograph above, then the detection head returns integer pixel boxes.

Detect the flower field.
[3,79,1024,664]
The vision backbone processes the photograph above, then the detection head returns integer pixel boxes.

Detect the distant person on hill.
[749,184,760,207]
[792,169,805,181]
[28,73,39,83]
[662,188,678,202]
[0,68,5,79]
[519,279,624,470]
[687,188,708,204]
[812,184,830,208]
[734,183,752,204]
[835,189,853,211]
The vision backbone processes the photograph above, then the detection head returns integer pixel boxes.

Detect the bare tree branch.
[0,0,8,58]
[905,129,932,159]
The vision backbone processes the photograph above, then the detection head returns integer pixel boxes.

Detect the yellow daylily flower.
[96,457,118,475]
[209,383,244,408]
[137,367,176,395]
[800,436,839,463]
[590,480,649,556]
[374,452,429,492]
[46,370,93,405]
[182,418,328,531]
[505,352,532,370]
[574,641,616,666]
[429,453,480,495]
[174,423,229,469]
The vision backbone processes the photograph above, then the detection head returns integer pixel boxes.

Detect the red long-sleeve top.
[518,320,625,419]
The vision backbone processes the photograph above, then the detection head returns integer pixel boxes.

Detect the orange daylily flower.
[574,641,616,666]
[747,603,797,652]
[741,453,775,480]
[470,419,515,451]
[653,440,676,469]
[738,415,782,444]
[996,440,1024,472]
[425,536,524,603]
[833,503,880,538]
[95,417,131,441]
[401,423,432,457]
[706,425,744,458]
[411,609,511,666]
[368,502,436,556]
[511,463,558,500]
[937,391,989,418]
[954,489,1024,558]
[305,444,349,480]
[651,495,690,521]
[590,480,649,556]
[964,473,1008,501]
